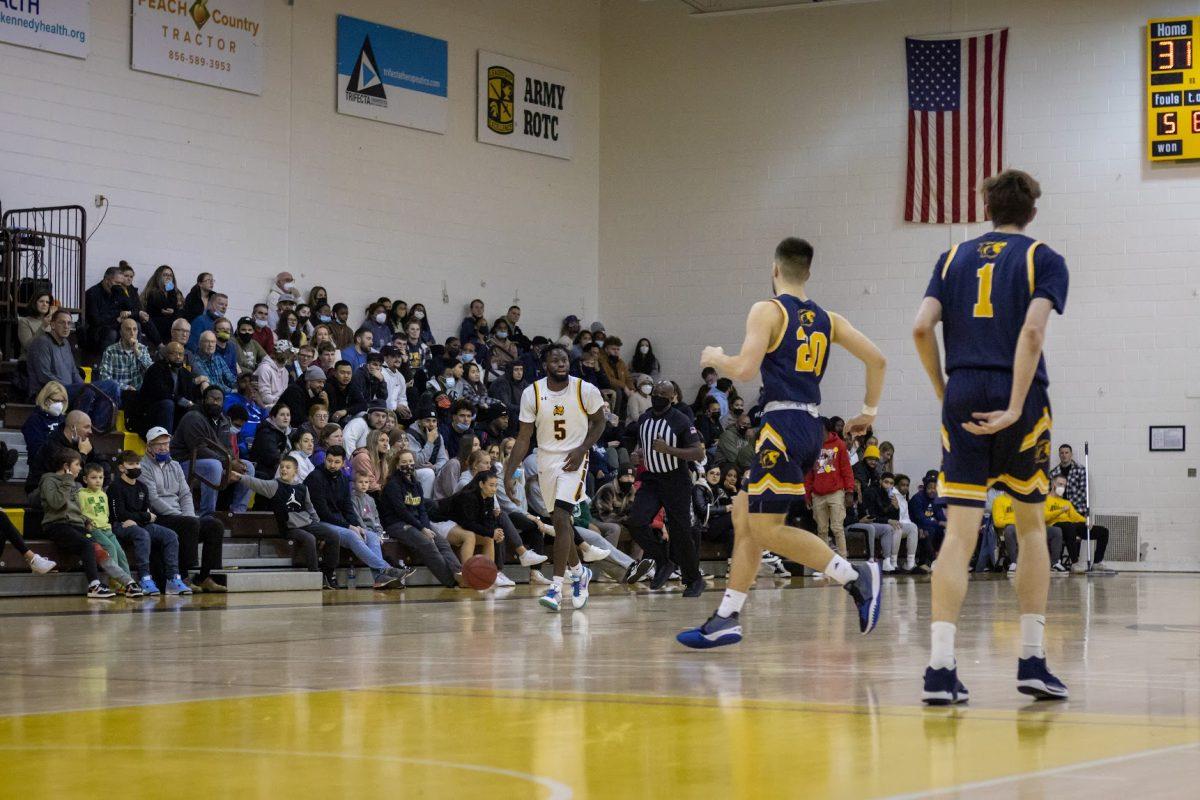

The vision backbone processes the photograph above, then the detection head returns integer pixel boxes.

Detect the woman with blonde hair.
[22,381,69,464]
[351,428,392,493]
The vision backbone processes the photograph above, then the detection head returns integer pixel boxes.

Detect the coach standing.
[625,381,706,597]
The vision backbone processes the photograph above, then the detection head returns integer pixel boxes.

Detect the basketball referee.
[625,380,706,597]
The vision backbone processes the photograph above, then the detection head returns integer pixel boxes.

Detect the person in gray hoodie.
[405,411,446,496]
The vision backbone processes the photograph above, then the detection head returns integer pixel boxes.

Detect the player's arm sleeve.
[1032,247,1069,314]
[924,251,951,300]
[582,382,605,415]
[518,385,536,424]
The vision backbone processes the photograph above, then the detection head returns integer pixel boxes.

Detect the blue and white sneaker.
[677,612,743,649]
[922,665,970,705]
[165,576,193,595]
[539,584,561,612]
[844,561,882,634]
[1017,656,1069,700]
[571,566,592,609]
[138,575,161,596]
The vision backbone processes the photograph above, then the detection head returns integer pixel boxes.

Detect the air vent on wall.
[1094,513,1139,562]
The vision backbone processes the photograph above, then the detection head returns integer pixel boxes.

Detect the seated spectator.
[108,450,189,595]
[438,471,506,583]
[342,328,374,372]
[349,353,389,416]
[716,414,754,471]
[350,428,391,493]
[193,331,237,394]
[558,315,581,348]
[1047,474,1109,570]
[141,264,184,343]
[385,302,408,341]
[159,318,194,366]
[276,309,305,351]
[249,303,276,354]
[441,401,478,458]
[289,344,317,382]
[426,361,463,400]
[254,340,293,408]
[280,365,329,424]
[572,342,611,394]
[486,319,518,379]
[327,303,353,348]
[186,292,228,352]
[18,292,55,355]
[344,405,387,456]
[303,445,407,589]
[721,395,746,430]
[230,456,341,583]
[502,305,529,351]
[351,472,415,589]
[379,346,412,419]
[406,410,447,496]
[401,322,432,373]
[0,499,55,575]
[302,403,330,439]
[138,342,203,434]
[38,449,114,598]
[324,360,355,423]
[361,303,391,349]
[212,317,239,375]
[695,396,723,450]
[83,266,125,350]
[312,424,346,471]
[266,272,302,326]
[625,374,653,425]
[805,418,855,558]
[170,386,252,516]
[479,410,511,448]
[181,272,213,321]
[692,367,719,413]
[22,381,68,468]
[78,462,142,596]
[434,433,478,500]
[98,317,153,409]
[315,342,338,374]
[377,450,463,588]
[489,362,528,420]
[249,402,292,479]
[116,262,157,344]
[458,299,487,344]
[225,373,267,441]
[593,466,637,527]
[405,303,434,344]
[26,309,121,430]
[630,337,660,377]
[877,441,895,475]
[993,490,1066,574]
[449,362,491,411]
[693,464,734,552]
[570,330,592,360]
[884,473,919,573]
[846,461,899,572]
[909,476,946,563]
[232,316,268,374]
[289,429,317,481]
[310,322,334,350]
[708,377,733,419]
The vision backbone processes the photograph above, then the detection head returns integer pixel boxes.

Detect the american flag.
[905,30,1008,224]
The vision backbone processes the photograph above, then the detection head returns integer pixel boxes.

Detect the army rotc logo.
[487,66,515,135]
[977,241,1008,259]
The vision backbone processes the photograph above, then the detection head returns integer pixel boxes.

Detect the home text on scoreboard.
[1147,16,1200,162]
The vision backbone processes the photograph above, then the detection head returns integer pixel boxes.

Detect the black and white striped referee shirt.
[633,407,701,478]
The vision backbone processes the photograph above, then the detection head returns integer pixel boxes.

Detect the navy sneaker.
[922,666,970,705]
[1017,656,1069,700]
[677,612,743,649]
[843,561,882,634]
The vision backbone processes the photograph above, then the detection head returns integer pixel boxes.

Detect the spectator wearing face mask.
[573,342,611,399]
[361,303,391,349]
[487,318,518,378]
[254,341,294,408]
[629,338,659,377]
[22,381,69,467]
[625,374,654,425]
[440,401,478,458]
[1047,475,1109,571]
[695,396,724,451]
[170,385,253,516]
[250,403,293,479]
[266,272,301,328]
[186,292,229,352]
[434,432,479,500]
[211,317,240,375]
[992,490,1066,574]
[909,477,946,563]
[716,414,754,471]
[720,396,746,431]
[25,409,100,498]
[406,410,447,496]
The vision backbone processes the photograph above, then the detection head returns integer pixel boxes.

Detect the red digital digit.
[1158,111,1178,136]
[1193,110,1200,134]
[1156,40,1175,71]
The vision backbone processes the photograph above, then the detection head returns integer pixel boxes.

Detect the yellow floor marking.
[0,685,1196,799]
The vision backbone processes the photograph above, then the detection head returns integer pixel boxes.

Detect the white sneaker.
[492,572,516,588]
[881,558,895,573]
[905,558,916,572]
[811,571,825,580]
[27,553,57,574]
[580,543,609,563]
[529,570,552,585]
[519,550,549,567]
[1008,562,1018,573]
[1070,562,1087,574]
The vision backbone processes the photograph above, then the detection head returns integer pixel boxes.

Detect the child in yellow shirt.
[78,464,143,597]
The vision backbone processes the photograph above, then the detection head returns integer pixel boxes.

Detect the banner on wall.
[131,0,264,95]
[477,50,572,160]
[336,15,447,134]
[0,0,89,59]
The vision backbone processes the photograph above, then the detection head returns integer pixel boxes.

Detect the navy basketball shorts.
[747,410,824,514]
[939,369,1053,508]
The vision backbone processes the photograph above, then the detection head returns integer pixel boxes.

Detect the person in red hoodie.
[804,417,856,557]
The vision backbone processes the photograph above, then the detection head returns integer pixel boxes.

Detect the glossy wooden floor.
[0,573,1196,799]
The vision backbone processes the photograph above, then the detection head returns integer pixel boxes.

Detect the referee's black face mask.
[650,395,671,413]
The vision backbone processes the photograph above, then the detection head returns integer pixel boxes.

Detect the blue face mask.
[318,314,331,323]
[154,452,171,463]
[164,280,175,292]
[461,353,475,363]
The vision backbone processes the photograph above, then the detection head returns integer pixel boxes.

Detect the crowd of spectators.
[4,265,1109,596]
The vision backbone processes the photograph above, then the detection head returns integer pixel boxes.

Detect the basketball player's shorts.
[746,409,824,514]
[537,449,590,509]
[939,368,1053,508]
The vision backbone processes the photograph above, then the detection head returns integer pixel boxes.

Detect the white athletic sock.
[1020,613,1046,660]
[716,589,747,618]
[930,621,956,670]
[905,555,916,570]
[567,562,583,578]
[823,554,858,586]
[551,576,564,590]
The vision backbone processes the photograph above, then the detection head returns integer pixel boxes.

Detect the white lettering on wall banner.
[477,50,573,160]
[131,0,264,95]
[0,0,90,59]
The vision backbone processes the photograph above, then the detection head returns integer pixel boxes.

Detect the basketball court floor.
[0,573,1196,799]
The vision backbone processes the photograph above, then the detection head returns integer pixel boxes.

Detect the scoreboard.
[1147,17,1200,161]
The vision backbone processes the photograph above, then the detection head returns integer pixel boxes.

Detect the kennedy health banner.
[477,50,572,160]
[336,15,447,134]
[131,0,264,95]
[0,0,89,59]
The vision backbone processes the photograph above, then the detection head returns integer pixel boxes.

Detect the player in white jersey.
[505,345,606,611]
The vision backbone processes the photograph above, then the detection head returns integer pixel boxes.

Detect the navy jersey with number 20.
[760,294,833,406]
[925,232,1068,385]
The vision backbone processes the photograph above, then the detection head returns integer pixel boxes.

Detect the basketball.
[462,555,499,590]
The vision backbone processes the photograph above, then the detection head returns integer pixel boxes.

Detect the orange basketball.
[463,555,499,590]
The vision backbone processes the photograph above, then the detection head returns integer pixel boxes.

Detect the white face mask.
[48,401,65,416]
[282,281,295,291]
[374,313,386,324]
[414,311,425,320]
[254,318,268,328]
[445,377,457,388]
[1054,486,1065,497]
[639,384,652,395]
[638,345,649,355]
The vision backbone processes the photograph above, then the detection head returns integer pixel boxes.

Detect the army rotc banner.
[0,0,90,59]
[337,15,447,134]
[131,0,264,94]
[477,50,572,160]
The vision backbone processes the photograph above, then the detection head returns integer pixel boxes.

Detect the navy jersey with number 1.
[925,231,1070,508]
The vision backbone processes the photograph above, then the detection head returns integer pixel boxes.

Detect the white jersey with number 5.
[519,376,604,454]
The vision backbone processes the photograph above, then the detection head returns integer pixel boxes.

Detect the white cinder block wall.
[0,0,601,339]
[599,0,1200,567]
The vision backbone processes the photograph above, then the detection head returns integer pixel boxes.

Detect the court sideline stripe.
[878,741,1200,800]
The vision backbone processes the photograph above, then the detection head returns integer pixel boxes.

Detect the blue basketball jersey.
[760,294,833,406]
[925,232,1069,385]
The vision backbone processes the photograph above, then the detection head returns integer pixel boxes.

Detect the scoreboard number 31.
[1147,17,1200,161]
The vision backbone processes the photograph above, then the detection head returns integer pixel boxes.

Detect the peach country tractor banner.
[131,0,263,95]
